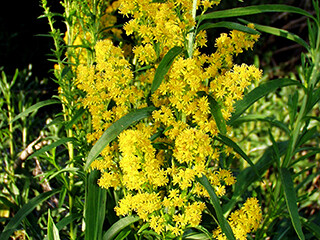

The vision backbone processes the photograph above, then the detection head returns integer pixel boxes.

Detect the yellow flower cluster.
[213,197,262,240]
[76,39,145,143]
[120,0,221,64]
[73,0,263,238]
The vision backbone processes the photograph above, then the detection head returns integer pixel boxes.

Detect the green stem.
[187,0,198,58]
[42,1,76,238]
[282,39,320,168]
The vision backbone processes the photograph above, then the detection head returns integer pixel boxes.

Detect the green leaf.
[65,107,87,130]
[232,114,290,134]
[280,168,305,240]
[308,87,320,113]
[198,4,316,22]
[0,196,18,211]
[239,19,309,51]
[48,167,79,181]
[10,99,60,123]
[0,189,59,240]
[85,106,156,170]
[197,21,260,35]
[47,210,60,240]
[150,46,183,94]
[197,175,236,240]
[28,137,76,159]
[55,213,82,231]
[217,134,261,180]
[198,92,226,134]
[268,129,281,168]
[114,228,131,240]
[295,126,317,150]
[190,225,213,240]
[228,78,300,124]
[103,215,140,240]
[85,170,107,240]
[301,216,320,239]
[223,141,288,214]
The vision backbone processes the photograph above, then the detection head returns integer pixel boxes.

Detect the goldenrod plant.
[0,0,319,240]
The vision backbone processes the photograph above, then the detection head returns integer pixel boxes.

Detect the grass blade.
[228,78,300,124]
[197,175,236,240]
[151,46,183,94]
[85,170,107,240]
[198,5,316,22]
[103,215,140,240]
[280,168,305,240]
[0,189,59,240]
[85,106,156,170]
[10,99,60,123]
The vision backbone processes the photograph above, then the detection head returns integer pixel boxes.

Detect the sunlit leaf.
[85,106,156,170]
[198,5,316,22]
[228,78,300,124]
[239,19,309,50]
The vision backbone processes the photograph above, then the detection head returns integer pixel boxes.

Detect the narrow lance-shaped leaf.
[197,21,260,35]
[301,216,320,239]
[198,92,226,135]
[239,19,309,51]
[197,4,316,23]
[55,213,82,231]
[217,134,262,181]
[0,189,60,240]
[85,106,156,170]
[103,215,140,240]
[65,107,87,130]
[232,114,290,135]
[150,46,183,94]
[85,170,107,240]
[28,137,77,159]
[10,99,60,123]
[228,78,300,124]
[197,175,236,240]
[47,210,61,240]
[223,141,288,214]
[279,168,305,240]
